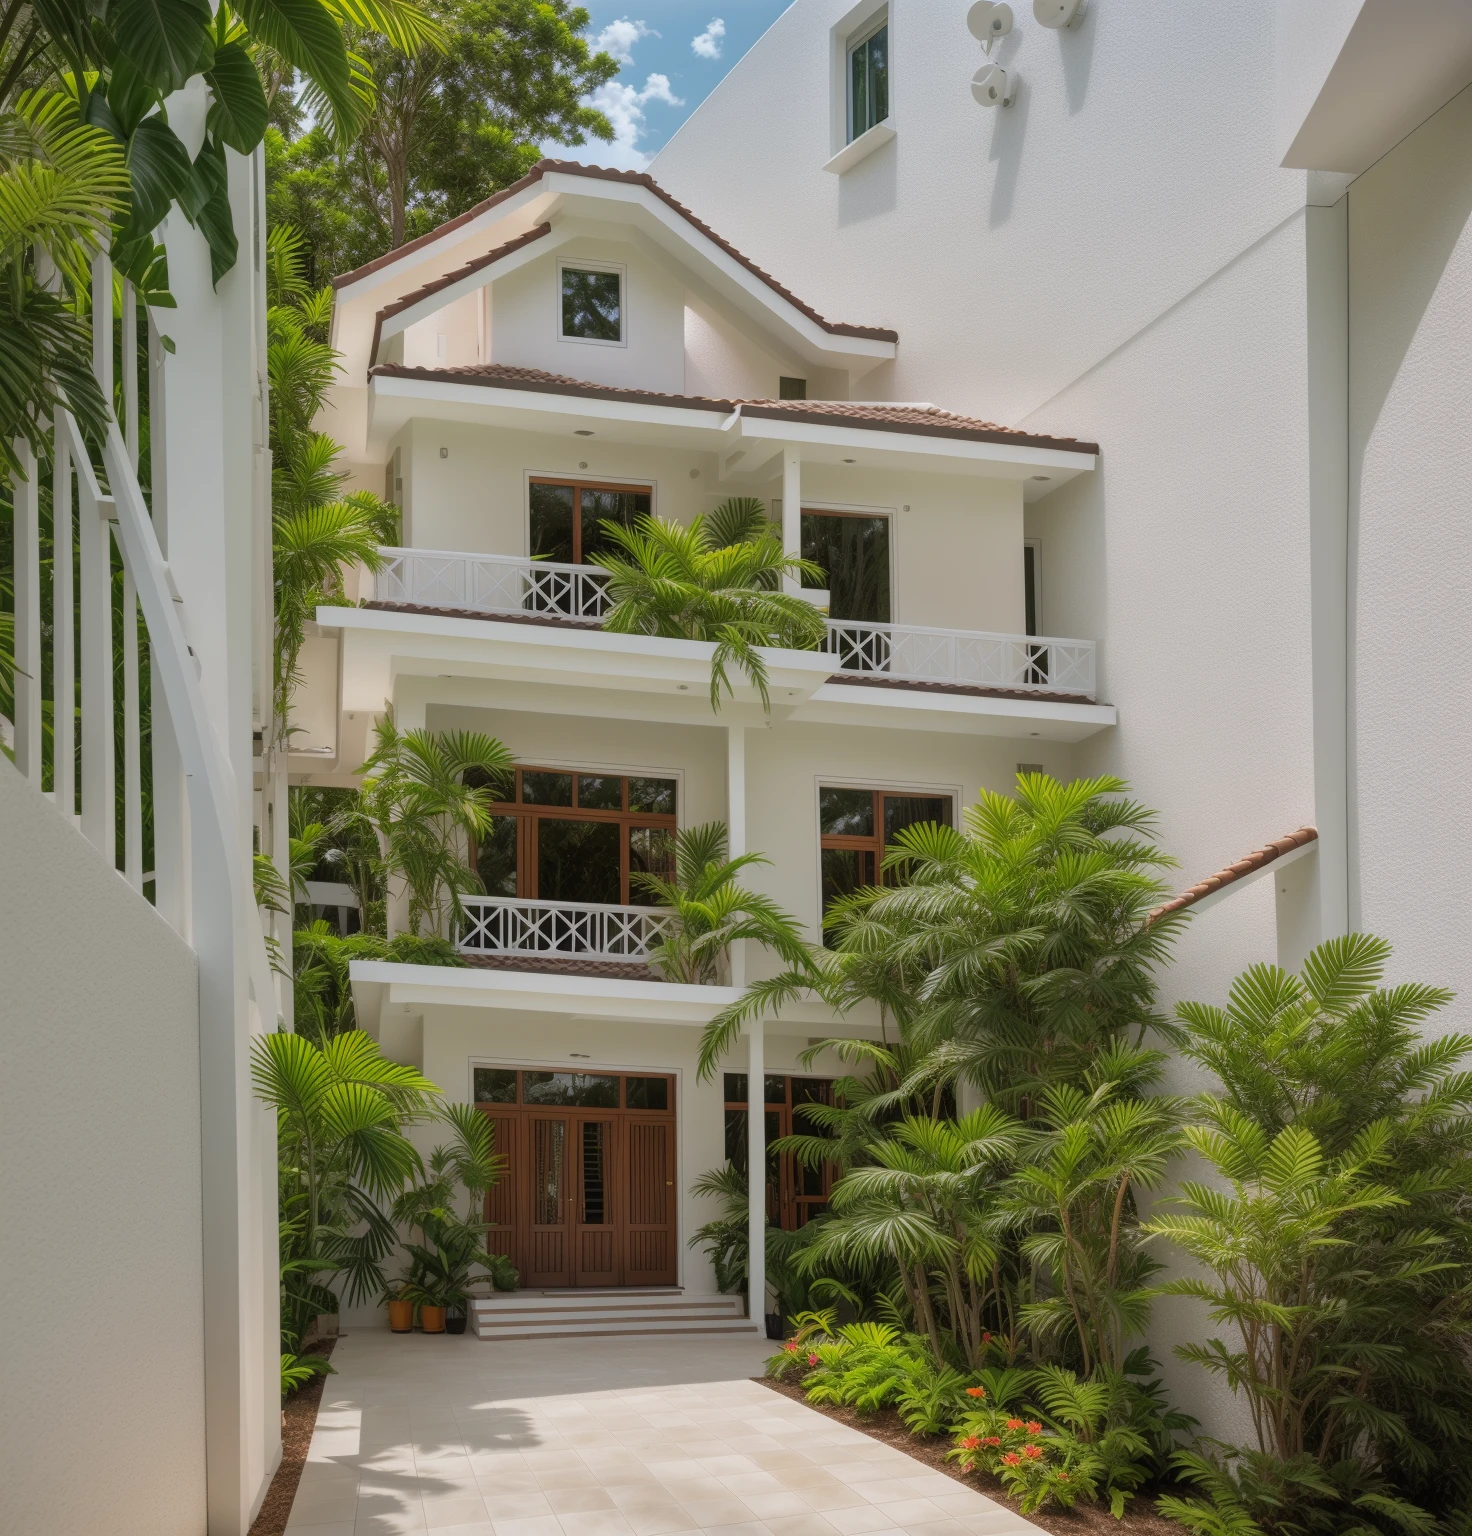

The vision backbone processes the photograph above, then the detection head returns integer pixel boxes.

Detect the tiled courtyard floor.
[284,1329,1044,1536]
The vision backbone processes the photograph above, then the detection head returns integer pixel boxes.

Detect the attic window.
[779,377,808,400]
[561,263,623,345]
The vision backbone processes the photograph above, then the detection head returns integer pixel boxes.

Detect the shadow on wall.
[988,42,1030,228]
[836,137,898,226]
[1058,0,1096,114]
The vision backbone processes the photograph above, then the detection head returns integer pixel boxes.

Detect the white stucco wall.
[1346,81,1472,1008]
[489,236,687,395]
[0,762,207,1536]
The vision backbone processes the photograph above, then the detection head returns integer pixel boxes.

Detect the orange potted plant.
[384,1281,414,1334]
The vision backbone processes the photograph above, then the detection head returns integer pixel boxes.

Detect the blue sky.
[554,2,793,170]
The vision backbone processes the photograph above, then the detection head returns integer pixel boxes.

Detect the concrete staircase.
[468,1289,755,1340]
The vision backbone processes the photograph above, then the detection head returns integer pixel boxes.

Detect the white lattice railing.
[823,620,1097,700]
[459,896,675,961]
[371,546,1097,700]
[374,547,613,621]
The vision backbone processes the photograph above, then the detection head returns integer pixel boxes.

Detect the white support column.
[78,480,116,862]
[52,430,74,821]
[12,440,41,782]
[747,1022,766,1334]
[781,448,802,594]
[727,724,747,988]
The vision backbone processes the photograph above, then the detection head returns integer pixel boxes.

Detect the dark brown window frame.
[723,1073,838,1231]
[471,766,677,905]
[529,475,654,565]
[818,786,955,937]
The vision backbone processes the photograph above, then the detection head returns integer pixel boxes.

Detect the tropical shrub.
[948,1407,1099,1515]
[252,1029,440,1383]
[357,712,513,936]
[1148,935,1472,1536]
[636,821,813,986]
[597,510,826,710]
[293,920,465,1040]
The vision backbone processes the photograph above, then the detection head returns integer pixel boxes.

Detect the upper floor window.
[848,19,889,141]
[801,509,890,622]
[530,477,651,565]
[819,785,952,937]
[561,263,623,344]
[469,766,677,907]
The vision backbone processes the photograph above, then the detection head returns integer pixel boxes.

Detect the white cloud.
[591,17,656,66]
[691,17,726,60]
[560,73,685,172]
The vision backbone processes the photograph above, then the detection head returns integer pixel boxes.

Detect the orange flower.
[981,1331,992,1343]
[965,1386,986,1398]
[1022,1444,1043,1461]
[960,1437,981,1450]
[1005,1418,1023,1431]
[1025,1421,1042,1435]
[783,1341,799,1353]
[1057,1472,1070,1483]
[983,1436,1001,1447]
[1001,1453,1021,1467]
[807,1353,819,1366]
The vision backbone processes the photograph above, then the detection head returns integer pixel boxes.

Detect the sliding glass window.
[848,20,889,142]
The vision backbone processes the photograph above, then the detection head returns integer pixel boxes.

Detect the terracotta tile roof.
[335,158,897,343]
[370,223,551,364]
[824,672,1098,706]
[1149,826,1318,922]
[370,362,1099,453]
[460,952,660,982]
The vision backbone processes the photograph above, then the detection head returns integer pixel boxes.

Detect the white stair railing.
[6,256,279,1027]
[458,895,674,962]
[823,619,1097,699]
[374,547,613,621]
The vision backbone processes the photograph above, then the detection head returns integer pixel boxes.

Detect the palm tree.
[800,1108,1023,1367]
[597,509,827,710]
[357,712,514,937]
[633,821,814,986]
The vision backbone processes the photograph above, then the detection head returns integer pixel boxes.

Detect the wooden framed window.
[529,477,652,566]
[723,1073,838,1230]
[470,767,677,905]
[819,786,953,936]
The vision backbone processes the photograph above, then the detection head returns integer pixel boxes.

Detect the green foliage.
[597,511,827,712]
[1150,935,1472,1534]
[635,821,813,987]
[293,921,465,1041]
[266,0,616,276]
[281,1349,335,1398]
[357,711,513,936]
[252,1028,440,1368]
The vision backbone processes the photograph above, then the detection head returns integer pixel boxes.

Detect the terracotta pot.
[420,1304,447,1334]
[387,1298,414,1333]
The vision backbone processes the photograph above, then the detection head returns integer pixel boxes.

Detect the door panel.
[479,1110,520,1276]
[624,1118,677,1285]
[527,1115,571,1286]
[574,1118,618,1286]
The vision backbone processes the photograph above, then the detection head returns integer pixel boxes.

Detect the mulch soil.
[249,1339,338,1536]
[755,1376,1182,1536]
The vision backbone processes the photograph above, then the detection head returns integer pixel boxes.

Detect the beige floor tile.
[427,1525,495,1536]
[737,1493,813,1519]
[557,1510,638,1536]
[287,1519,356,1535]
[484,1494,556,1520]
[867,1500,947,1526]
[917,1494,990,1518]
[491,1516,566,1536]
[621,1504,698,1536]
[424,1498,494,1528]
[719,1474,786,1497]
[762,1515,843,1536]
[822,1505,905,1536]
[547,1488,618,1515]
[677,1498,759,1528]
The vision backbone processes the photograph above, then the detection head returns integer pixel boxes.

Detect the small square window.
[562,266,622,343]
[779,377,808,400]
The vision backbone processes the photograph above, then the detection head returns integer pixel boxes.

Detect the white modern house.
[6,2,1472,1532]
[310,155,1110,1324]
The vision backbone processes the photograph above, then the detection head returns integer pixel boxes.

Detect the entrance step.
[468,1289,754,1340]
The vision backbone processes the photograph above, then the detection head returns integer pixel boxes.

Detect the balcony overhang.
[316,604,1116,740]
[364,371,1096,492]
[349,959,872,1042]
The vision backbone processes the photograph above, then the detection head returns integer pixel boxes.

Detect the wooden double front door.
[474,1067,677,1288]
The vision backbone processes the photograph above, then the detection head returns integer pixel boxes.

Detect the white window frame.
[557,259,627,350]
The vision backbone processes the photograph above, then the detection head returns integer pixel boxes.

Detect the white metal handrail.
[375,547,613,621]
[458,895,675,962]
[823,619,1097,700]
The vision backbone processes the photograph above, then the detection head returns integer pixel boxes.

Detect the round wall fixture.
[967,2,1013,44]
[1032,475,1051,482]
[574,429,594,436]
[1034,0,1086,29]
[578,460,588,469]
[972,62,1015,106]
[689,468,701,478]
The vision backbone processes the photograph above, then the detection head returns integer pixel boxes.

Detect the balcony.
[369,547,1098,701]
[458,895,673,964]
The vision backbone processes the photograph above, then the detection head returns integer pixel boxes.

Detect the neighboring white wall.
[683,298,794,400]
[652,0,1310,425]
[0,762,206,1536]
[1346,81,1472,1007]
[490,236,686,394]
[403,289,481,370]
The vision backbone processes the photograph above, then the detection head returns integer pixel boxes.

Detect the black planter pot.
[446,1310,467,1335]
[764,1313,784,1340]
